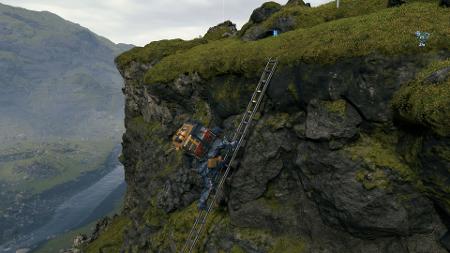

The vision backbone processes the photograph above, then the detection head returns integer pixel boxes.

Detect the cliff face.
[83,1,450,252]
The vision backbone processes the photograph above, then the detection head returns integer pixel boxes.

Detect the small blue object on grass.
[415,31,430,47]
[273,30,279,37]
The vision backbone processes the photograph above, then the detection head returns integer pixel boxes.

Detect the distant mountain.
[0,3,133,143]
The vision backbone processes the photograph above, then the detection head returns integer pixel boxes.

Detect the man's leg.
[198,175,213,210]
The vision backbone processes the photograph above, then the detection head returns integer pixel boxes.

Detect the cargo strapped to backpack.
[207,156,222,169]
[172,121,216,159]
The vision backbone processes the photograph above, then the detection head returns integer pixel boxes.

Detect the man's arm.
[219,138,238,150]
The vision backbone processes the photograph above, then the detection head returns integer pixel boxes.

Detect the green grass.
[345,131,418,184]
[148,203,226,252]
[258,0,437,32]
[34,191,124,253]
[392,58,450,136]
[83,215,130,253]
[115,38,207,70]
[33,221,96,253]
[269,236,305,253]
[140,1,449,85]
[321,99,347,116]
[0,139,116,194]
[253,0,385,32]
[234,226,306,253]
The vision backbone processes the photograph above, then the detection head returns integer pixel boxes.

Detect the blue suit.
[196,138,236,210]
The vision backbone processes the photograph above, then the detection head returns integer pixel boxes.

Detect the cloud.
[1,0,334,46]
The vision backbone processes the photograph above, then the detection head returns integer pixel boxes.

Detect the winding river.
[0,155,126,253]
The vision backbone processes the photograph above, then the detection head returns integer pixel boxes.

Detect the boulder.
[204,20,237,40]
[73,234,87,247]
[229,122,294,210]
[250,2,282,23]
[423,66,450,84]
[241,15,296,41]
[286,0,307,6]
[295,141,445,239]
[305,99,362,141]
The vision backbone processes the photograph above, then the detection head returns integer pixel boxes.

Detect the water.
[0,164,125,252]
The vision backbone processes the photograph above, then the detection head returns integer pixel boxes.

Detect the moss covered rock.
[250,2,282,24]
[204,21,237,41]
[392,59,450,136]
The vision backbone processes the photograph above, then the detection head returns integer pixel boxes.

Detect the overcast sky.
[2,0,333,46]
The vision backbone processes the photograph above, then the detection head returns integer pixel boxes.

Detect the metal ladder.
[180,57,278,253]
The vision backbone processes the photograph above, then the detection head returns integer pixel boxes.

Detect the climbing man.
[172,122,237,210]
[196,127,236,210]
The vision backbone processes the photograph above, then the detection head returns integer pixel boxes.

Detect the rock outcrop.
[240,2,284,41]
[204,21,237,41]
[286,0,308,6]
[82,1,450,252]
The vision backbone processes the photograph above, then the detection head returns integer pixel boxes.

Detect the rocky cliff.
[82,0,450,252]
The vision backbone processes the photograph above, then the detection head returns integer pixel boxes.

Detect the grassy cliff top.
[116,0,449,85]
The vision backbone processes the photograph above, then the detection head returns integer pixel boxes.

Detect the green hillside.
[0,3,130,143]
[0,3,131,246]
[123,0,448,84]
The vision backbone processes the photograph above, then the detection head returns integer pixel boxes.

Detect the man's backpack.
[172,121,217,159]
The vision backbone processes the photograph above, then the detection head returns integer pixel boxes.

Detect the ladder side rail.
[223,59,277,163]
[180,209,207,253]
[228,59,273,145]
[229,57,274,142]
[202,58,278,219]
[223,59,276,163]
[188,60,278,252]
[184,58,278,253]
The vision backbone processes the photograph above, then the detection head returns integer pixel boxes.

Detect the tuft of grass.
[234,226,306,253]
[392,58,450,136]
[261,1,282,10]
[83,216,130,253]
[345,131,418,183]
[265,113,291,130]
[192,99,212,126]
[230,245,246,253]
[320,99,347,116]
[127,116,165,145]
[355,168,390,190]
[287,82,300,102]
[149,203,226,252]
[142,1,449,84]
[204,23,236,41]
[115,38,207,71]
[269,236,305,253]
[34,221,96,253]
